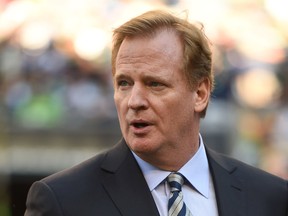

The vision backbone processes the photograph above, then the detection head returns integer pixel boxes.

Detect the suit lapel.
[100,139,160,216]
[206,148,246,216]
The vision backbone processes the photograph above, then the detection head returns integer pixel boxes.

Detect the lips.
[129,119,152,133]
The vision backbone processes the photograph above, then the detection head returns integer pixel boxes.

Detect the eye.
[118,80,130,87]
[149,81,165,88]
[151,82,159,87]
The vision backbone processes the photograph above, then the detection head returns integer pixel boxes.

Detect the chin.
[128,139,158,154]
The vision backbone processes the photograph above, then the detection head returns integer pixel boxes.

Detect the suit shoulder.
[207,148,287,185]
[41,148,109,186]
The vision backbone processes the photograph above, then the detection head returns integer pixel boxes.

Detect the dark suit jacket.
[25,139,288,216]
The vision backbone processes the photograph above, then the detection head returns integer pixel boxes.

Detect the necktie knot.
[167,172,184,192]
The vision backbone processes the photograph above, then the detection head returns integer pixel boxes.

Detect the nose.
[128,84,148,110]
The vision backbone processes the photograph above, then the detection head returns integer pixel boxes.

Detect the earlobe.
[194,78,211,113]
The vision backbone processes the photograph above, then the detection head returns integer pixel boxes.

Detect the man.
[25,10,288,216]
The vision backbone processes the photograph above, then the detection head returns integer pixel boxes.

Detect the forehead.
[116,29,183,66]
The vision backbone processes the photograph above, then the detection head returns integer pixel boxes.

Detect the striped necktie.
[167,172,193,216]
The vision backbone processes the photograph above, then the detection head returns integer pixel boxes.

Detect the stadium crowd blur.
[0,0,288,214]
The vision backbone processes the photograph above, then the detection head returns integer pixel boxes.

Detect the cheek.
[155,100,181,125]
[164,97,194,124]
[114,93,124,109]
[114,97,124,120]
[114,96,130,127]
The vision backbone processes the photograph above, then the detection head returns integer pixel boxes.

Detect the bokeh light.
[234,69,281,109]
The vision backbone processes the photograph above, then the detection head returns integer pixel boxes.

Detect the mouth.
[130,120,151,129]
[133,122,149,128]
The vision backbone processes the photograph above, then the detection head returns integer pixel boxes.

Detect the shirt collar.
[132,134,210,198]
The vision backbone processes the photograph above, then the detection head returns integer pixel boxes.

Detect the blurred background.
[0,0,287,215]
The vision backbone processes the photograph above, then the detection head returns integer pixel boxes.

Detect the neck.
[138,138,200,171]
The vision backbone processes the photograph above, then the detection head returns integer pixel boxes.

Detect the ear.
[194,78,211,114]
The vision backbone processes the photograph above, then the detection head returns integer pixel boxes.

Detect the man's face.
[114,30,201,165]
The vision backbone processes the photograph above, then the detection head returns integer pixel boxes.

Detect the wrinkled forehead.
[116,29,183,62]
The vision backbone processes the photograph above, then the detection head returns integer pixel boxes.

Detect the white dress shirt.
[133,134,219,216]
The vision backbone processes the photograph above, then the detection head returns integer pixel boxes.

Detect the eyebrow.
[114,73,130,81]
[114,71,170,82]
